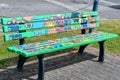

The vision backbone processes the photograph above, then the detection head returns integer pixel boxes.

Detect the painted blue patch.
[71,12,79,23]
[53,43,63,48]
[64,16,71,25]
[64,19,71,25]
[32,18,44,22]
[82,19,88,23]
[87,24,90,28]
[34,30,46,36]
[81,24,90,29]
[8,26,19,31]
[64,27,71,31]
[45,30,49,34]
[9,34,22,40]
[56,20,60,26]
[32,19,44,29]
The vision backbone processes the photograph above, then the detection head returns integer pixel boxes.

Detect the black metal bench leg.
[78,45,88,55]
[77,29,87,55]
[98,41,105,63]
[37,54,44,80]
[17,54,28,72]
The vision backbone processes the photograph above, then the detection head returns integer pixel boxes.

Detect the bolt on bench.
[1,11,118,80]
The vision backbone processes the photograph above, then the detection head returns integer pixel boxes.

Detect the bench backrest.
[1,11,99,42]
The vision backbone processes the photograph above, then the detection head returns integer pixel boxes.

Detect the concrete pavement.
[1,47,120,80]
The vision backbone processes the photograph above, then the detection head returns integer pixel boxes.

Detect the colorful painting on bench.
[4,23,98,41]
[2,12,98,32]
[8,32,117,56]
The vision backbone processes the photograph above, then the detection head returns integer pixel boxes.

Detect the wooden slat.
[4,22,99,41]
[7,32,118,57]
[2,17,98,32]
[1,11,98,25]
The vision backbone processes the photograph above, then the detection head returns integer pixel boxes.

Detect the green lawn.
[0,20,120,68]
[97,20,120,54]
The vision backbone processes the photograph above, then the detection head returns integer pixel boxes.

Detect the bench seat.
[8,31,118,57]
[1,11,118,80]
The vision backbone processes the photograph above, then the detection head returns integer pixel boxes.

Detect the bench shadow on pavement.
[0,52,98,80]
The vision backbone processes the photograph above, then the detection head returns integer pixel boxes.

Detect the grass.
[96,20,120,54]
[0,20,120,69]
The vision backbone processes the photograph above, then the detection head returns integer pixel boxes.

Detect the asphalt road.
[0,0,119,18]
[0,0,119,31]
[0,0,70,17]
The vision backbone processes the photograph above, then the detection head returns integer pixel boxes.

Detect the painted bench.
[1,11,118,80]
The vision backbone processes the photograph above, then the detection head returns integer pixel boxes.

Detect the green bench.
[1,11,118,80]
